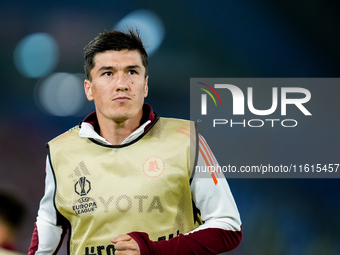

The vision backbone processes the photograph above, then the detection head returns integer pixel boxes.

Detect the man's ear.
[84,79,94,101]
[144,75,149,98]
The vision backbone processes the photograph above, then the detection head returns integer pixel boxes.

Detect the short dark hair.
[84,29,148,81]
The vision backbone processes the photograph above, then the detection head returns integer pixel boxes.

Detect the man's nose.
[116,72,128,91]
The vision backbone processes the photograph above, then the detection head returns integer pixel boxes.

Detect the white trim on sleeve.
[35,157,63,255]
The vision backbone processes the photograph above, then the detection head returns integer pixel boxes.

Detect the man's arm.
[188,134,241,234]
[114,134,242,254]
[28,157,67,255]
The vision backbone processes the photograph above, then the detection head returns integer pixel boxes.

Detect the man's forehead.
[93,49,143,65]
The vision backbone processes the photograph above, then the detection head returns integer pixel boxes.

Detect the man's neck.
[97,110,143,145]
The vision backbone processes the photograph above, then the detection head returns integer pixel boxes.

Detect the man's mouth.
[113,97,130,102]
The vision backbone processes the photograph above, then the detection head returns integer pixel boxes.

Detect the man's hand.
[111,234,141,255]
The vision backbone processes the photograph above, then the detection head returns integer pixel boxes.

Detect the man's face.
[84,49,148,123]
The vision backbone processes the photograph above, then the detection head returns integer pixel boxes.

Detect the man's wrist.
[127,232,153,255]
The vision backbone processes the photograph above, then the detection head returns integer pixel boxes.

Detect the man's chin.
[110,113,135,123]
[111,116,130,123]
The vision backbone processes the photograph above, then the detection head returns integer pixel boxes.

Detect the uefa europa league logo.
[75,176,91,196]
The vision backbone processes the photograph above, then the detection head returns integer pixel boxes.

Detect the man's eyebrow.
[97,66,115,73]
[97,65,142,73]
[126,65,142,69]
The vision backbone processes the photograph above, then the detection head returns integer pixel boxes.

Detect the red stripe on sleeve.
[198,135,218,185]
[28,223,39,255]
[199,134,218,167]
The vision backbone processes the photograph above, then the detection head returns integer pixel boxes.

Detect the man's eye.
[128,70,137,75]
[103,72,112,76]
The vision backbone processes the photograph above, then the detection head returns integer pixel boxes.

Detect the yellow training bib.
[48,118,199,255]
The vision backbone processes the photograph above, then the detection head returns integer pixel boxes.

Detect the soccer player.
[28,29,242,255]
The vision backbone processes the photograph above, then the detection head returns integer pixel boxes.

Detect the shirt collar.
[79,103,155,145]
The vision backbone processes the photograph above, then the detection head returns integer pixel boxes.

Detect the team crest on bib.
[143,157,165,177]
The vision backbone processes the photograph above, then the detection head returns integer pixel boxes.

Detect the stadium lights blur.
[13,33,59,78]
[34,73,86,117]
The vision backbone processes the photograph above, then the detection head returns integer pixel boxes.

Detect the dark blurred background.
[1,0,340,254]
